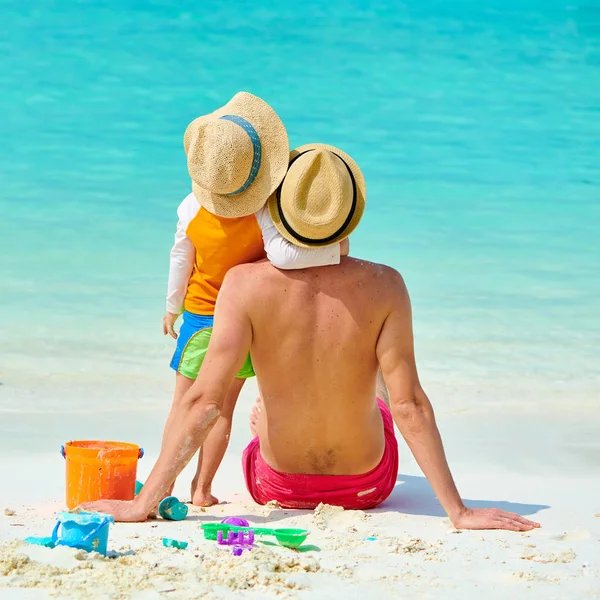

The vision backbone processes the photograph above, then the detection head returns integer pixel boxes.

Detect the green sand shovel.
[200,523,309,549]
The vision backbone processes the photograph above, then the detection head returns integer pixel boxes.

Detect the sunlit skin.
[85,257,540,532]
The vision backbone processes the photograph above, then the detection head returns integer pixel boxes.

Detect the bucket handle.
[60,445,143,459]
[51,517,110,548]
[51,519,60,542]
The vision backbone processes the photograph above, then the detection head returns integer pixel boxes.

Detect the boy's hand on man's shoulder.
[340,238,350,257]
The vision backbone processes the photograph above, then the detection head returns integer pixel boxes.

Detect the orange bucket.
[61,440,144,509]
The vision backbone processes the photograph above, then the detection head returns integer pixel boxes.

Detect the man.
[86,144,540,531]
[159,92,345,506]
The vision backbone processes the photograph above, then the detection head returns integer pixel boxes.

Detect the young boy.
[162,92,344,506]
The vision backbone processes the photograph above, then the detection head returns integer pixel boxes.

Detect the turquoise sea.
[1,1,598,446]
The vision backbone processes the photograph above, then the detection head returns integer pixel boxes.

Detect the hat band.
[219,115,262,196]
[276,150,357,245]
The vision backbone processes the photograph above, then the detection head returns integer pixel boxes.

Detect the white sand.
[1,378,599,599]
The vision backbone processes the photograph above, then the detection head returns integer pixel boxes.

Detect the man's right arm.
[376,269,540,532]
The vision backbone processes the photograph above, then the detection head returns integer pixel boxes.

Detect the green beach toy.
[201,523,309,549]
[159,496,189,521]
[134,481,144,496]
[162,537,188,550]
[272,528,309,549]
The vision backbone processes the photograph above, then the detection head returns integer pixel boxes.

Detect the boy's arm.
[164,196,197,335]
[256,206,343,269]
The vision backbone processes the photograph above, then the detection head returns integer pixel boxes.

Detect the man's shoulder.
[343,259,409,309]
[219,262,279,309]
[346,258,406,284]
[222,260,275,286]
[223,257,407,297]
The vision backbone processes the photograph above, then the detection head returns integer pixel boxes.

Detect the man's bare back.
[240,257,397,476]
[87,257,540,531]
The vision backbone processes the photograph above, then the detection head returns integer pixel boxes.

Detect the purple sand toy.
[217,529,255,555]
[220,517,249,527]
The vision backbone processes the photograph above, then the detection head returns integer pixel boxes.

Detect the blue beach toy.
[158,496,188,521]
[162,537,188,549]
[51,511,114,556]
[25,536,56,548]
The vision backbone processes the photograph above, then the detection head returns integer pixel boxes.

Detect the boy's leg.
[191,377,245,506]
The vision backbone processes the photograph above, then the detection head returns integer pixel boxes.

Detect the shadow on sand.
[375,473,550,518]
[187,474,549,524]
[187,509,312,525]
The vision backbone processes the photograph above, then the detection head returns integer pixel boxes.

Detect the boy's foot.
[190,475,219,507]
[191,489,219,507]
[249,396,262,437]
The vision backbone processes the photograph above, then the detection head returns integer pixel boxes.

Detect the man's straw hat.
[267,144,366,247]
[184,92,289,218]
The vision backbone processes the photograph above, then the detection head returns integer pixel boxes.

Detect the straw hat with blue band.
[267,143,366,248]
[184,92,289,218]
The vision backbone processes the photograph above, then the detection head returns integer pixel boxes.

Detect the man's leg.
[161,373,196,497]
[191,377,245,506]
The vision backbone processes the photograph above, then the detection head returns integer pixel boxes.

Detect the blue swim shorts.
[169,311,254,379]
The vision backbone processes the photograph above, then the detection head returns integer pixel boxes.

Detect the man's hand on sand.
[451,507,540,531]
[80,499,150,523]
[162,312,179,339]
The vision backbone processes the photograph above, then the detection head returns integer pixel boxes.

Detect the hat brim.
[267,143,366,248]
[186,92,289,218]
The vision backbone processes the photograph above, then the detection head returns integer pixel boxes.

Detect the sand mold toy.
[159,496,189,521]
[136,481,188,521]
[221,517,249,527]
[201,522,309,548]
[162,537,188,550]
[217,529,255,556]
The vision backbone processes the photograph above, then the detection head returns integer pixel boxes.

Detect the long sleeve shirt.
[166,193,341,315]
